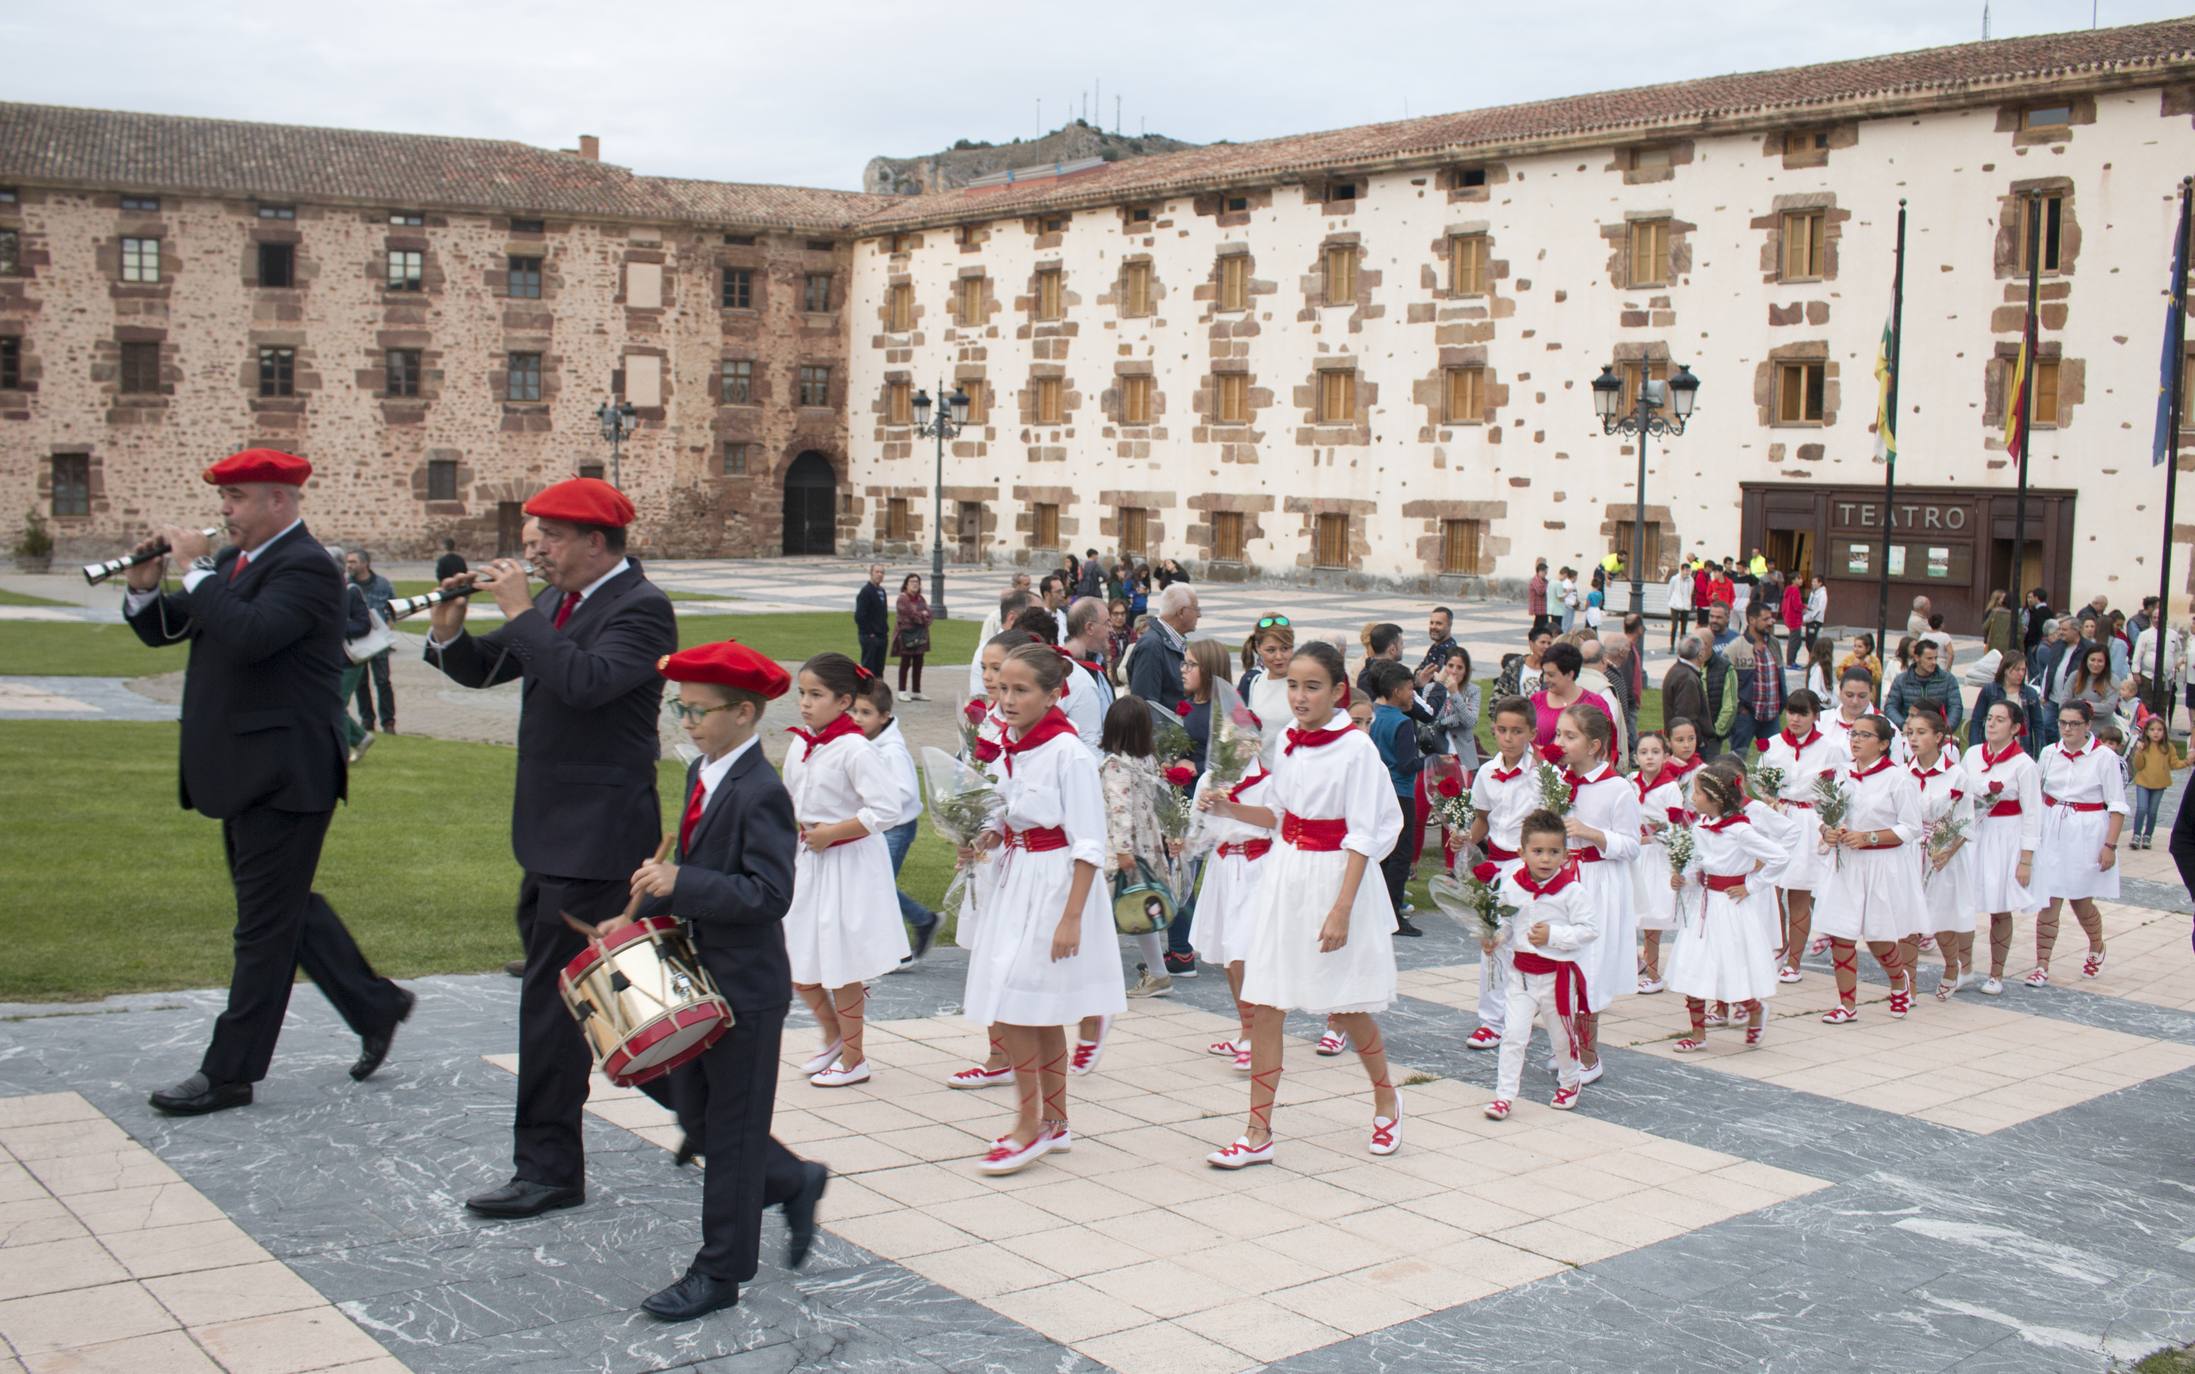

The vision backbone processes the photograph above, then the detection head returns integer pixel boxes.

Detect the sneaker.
[1126,965,1174,999]
[1777,967,1803,984]
[1979,976,2005,997]
[1315,1029,1352,1057]
[1207,1039,1243,1058]
[1068,1018,1109,1076]
[1400,903,1417,916]
[1550,1087,1581,1111]
[810,1060,872,1088]
[1576,1060,1605,1085]
[1395,918,1424,938]
[897,690,912,702]
[2023,966,2050,989]
[977,1133,1052,1176]
[1672,1037,1708,1054]
[353,732,375,762]
[1483,1099,1513,1121]
[1820,1005,1859,1025]
[1465,1026,1502,1051]
[1162,951,1199,979]
[946,1063,1013,1089]
[801,1040,845,1075]
[1205,1136,1275,1170]
[1369,1114,1402,1157]
[911,692,929,702]
[1637,975,1666,995]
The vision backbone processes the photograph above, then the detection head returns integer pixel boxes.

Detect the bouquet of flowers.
[1201,702,1264,789]
[1811,771,1851,869]
[1423,755,1479,838]
[1150,767,1196,900]
[1663,818,1697,876]
[1428,862,1517,944]
[1152,712,1194,769]
[1921,812,1968,890]
[1747,757,1786,801]
[1535,761,1576,817]
[922,746,1004,915]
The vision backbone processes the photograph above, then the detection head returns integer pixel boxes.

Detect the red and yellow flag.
[2003,315,2033,461]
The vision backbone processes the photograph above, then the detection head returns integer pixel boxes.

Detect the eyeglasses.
[1256,615,1291,629]
[668,702,736,724]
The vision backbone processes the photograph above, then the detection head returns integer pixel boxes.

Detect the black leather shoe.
[642,1268,739,1321]
[149,1073,252,1116]
[674,1136,702,1168]
[351,987,417,1082]
[1395,918,1425,938]
[503,959,525,978]
[782,1161,829,1270]
[464,1179,584,1218]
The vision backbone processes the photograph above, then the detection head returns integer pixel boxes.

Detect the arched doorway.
[782,451,837,556]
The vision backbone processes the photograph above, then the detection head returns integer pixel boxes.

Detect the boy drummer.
[615,639,827,1320]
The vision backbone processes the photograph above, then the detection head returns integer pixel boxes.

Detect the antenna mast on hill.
[1981,1,1991,39]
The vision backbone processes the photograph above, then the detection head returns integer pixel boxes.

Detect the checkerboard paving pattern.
[2063,899,2195,1013]
[0,1092,402,1374]
[498,1002,1828,1374]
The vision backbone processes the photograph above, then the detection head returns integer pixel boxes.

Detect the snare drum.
[558,916,733,1087]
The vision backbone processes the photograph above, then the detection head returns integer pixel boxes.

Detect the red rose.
[1165,764,1197,788]
[1754,737,1771,753]
[1438,777,1463,799]
[963,698,986,723]
[1471,861,1500,884]
[1175,700,1194,717]
[1539,742,1566,765]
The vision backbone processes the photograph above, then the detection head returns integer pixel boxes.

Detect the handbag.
[1111,859,1175,935]
[345,603,393,664]
[897,622,931,655]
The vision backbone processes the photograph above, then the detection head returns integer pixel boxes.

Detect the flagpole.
[2014,191,2042,626]
[2155,177,2192,718]
[1873,200,1907,708]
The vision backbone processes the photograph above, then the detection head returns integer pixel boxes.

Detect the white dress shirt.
[123,517,303,613]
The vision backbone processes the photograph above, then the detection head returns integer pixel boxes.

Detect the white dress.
[1912,757,1978,934]
[1665,816,1785,1004]
[1812,758,1928,943]
[1239,714,1402,1015]
[1961,742,2042,915]
[962,726,1130,1027]
[1247,675,1293,767]
[1633,771,1688,934]
[1565,764,1641,1014]
[1759,729,1840,893]
[955,709,1009,953]
[1191,766,1276,967]
[783,728,912,987]
[2033,742,2129,902]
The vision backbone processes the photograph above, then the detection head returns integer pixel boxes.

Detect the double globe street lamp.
[911,384,972,619]
[595,399,639,489]
[1590,363,1699,618]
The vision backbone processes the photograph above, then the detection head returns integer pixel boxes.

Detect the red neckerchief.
[1849,755,1895,781]
[1979,740,2022,771]
[1285,713,1352,756]
[1566,762,1613,791]
[1911,757,1953,782]
[1052,645,1102,676]
[1831,716,1861,736]
[788,713,863,760]
[1487,756,1527,782]
[1635,765,1673,801]
[1002,708,1077,775]
[1226,766,1268,802]
[1780,728,1821,755]
[2057,741,2089,762]
[1512,859,1580,897]
[1669,754,1704,778]
[1703,812,1750,832]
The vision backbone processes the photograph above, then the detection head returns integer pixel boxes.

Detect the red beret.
[525,476,636,529]
[657,640,789,700]
[202,448,312,487]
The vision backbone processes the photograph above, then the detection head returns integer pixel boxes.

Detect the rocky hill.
[864,120,1197,195]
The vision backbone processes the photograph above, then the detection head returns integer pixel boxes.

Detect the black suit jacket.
[124,521,347,819]
[855,582,888,639]
[425,561,676,886]
[635,744,795,1014]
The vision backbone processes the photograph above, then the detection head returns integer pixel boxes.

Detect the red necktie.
[678,776,705,854]
[552,591,581,629]
[229,552,250,582]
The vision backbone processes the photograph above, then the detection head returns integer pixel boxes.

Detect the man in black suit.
[854,563,889,680]
[620,639,824,1320]
[121,449,413,1115]
[424,477,677,1218]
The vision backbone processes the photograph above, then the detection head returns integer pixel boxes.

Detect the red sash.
[1281,813,1347,851]
[1987,800,2024,818]
[2043,794,2106,813]
[1002,825,1068,852]
[1217,839,1273,861]
[1511,950,1590,1060]
[1484,840,1518,861]
[1703,873,1748,893]
[1569,846,1604,862]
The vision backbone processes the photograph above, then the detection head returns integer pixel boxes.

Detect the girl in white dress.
[1824,667,1912,766]
[2028,700,2127,987]
[1554,704,1641,1083]
[1244,615,1295,765]
[1964,699,2043,997]
[1665,761,1783,1049]
[1906,705,1978,999]
[1197,641,1402,1170]
[1190,742,1276,1074]
[947,631,1038,1090]
[1813,714,1925,1025]
[1759,689,1839,983]
[1632,731,1684,994]
[960,645,1127,1175]
[784,653,912,1088]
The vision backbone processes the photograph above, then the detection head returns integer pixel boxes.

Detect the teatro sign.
[1830,499,1969,533]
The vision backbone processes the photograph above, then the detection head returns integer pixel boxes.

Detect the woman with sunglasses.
[1242,614,1295,765]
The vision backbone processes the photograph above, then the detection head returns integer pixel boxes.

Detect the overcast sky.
[3,0,2183,190]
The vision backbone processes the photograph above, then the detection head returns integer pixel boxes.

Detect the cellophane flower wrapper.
[1811,771,1851,870]
[1429,869,1515,943]
[1535,762,1575,816]
[922,746,1004,916]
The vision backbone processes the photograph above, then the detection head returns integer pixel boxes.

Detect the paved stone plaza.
[4,561,2194,1372]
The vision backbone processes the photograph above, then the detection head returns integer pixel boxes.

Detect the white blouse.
[1268,711,1403,861]
[1566,764,1642,864]
[990,730,1110,870]
[1687,814,1787,880]
[872,718,921,826]
[1637,772,1689,831]
[1471,753,1539,851]
[1831,757,1922,845]
[2038,742,2131,815]
[1911,756,1973,833]
[784,729,898,836]
[1961,742,2044,851]
[1759,729,1841,803]
[1195,765,1276,848]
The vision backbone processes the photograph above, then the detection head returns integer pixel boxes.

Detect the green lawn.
[0,720,964,1001]
[386,579,713,602]
[0,588,71,607]
[674,612,978,665]
[0,622,176,677]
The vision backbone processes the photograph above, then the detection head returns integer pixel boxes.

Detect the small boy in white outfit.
[1484,809,1600,1119]
[1459,696,1540,1051]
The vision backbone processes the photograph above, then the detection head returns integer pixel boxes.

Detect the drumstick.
[561,838,678,941]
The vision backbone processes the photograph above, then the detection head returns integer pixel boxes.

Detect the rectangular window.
[1783,130,1829,155]
[120,237,160,283]
[887,282,913,331]
[1225,195,1248,213]
[805,272,832,313]
[1035,376,1063,424]
[1781,210,1825,281]
[806,238,833,252]
[956,275,983,324]
[1129,206,1153,224]
[120,195,159,212]
[51,454,90,517]
[1629,219,1669,287]
[1619,359,1670,414]
[1216,372,1249,424]
[0,189,15,204]
[1213,510,1246,562]
[1456,166,1488,188]
[721,267,753,309]
[509,217,544,234]
[0,337,19,389]
[1443,365,1486,425]
[1314,513,1349,569]
[960,381,987,425]
[1121,507,1150,555]
[578,463,605,480]
[1616,522,1664,578]
[426,458,457,500]
[257,242,294,288]
[721,359,753,404]
[1121,375,1153,425]
[385,348,421,398]
[0,229,17,275]
[508,256,542,298]
[1317,368,1356,424]
[1323,244,1356,303]
[722,442,751,476]
[389,211,424,226]
[1122,260,1152,316]
[1326,182,1358,204]
[1775,360,1826,424]
[506,352,542,403]
[257,204,295,220]
[119,342,160,394]
[1630,146,1672,172]
[2019,194,2065,275]
[2024,105,2073,130]
[1042,216,1068,233]
[887,380,911,425]
[1450,234,1487,295]
[386,249,423,291]
[1218,254,1248,311]
[724,234,756,247]
[2183,354,2195,429]
[2034,358,2062,426]
[1033,502,1060,549]
[798,365,830,407]
[257,347,294,397]
[1035,267,1063,321]
[1440,519,1482,575]
[887,498,910,541]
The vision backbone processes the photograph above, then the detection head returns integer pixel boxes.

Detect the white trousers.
[1477,944,1511,1030]
[1495,967,1579,1100]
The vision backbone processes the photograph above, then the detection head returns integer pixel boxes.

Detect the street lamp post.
[911,383,971,619]
[595,399,639,489]
[1590,363,1699,618]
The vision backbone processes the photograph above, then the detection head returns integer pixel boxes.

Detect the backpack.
[1494,652,1525,702]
